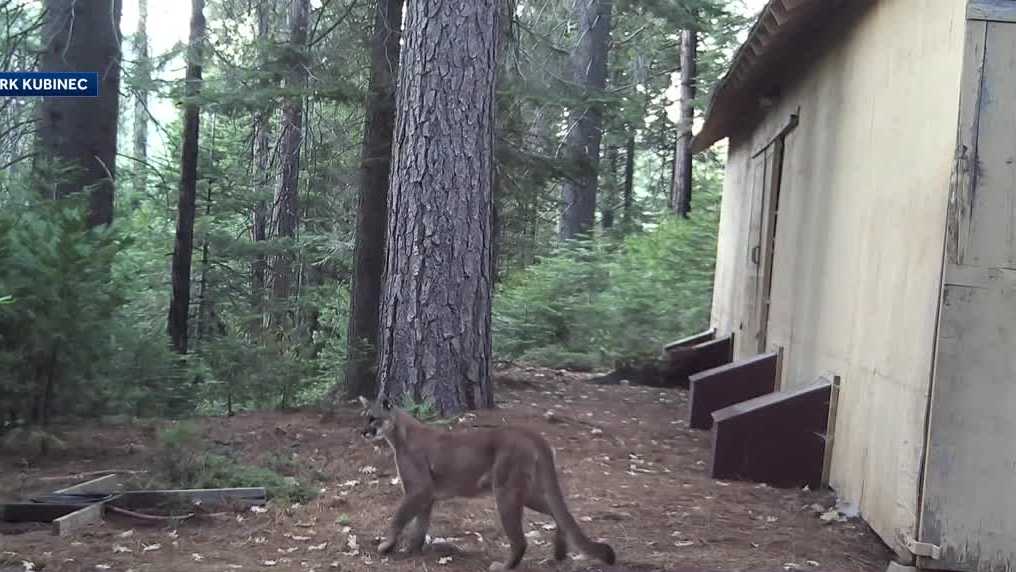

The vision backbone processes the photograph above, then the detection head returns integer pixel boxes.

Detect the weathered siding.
[709,0,967,556]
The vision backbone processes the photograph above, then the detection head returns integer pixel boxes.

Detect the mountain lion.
[358,397,616,570]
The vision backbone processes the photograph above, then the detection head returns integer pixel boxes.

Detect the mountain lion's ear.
[381,398,392,411]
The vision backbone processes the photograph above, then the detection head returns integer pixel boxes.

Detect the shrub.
[493,190,720,369]
[154,421,316,503]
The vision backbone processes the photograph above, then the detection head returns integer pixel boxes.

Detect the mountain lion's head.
[358,396,395,442]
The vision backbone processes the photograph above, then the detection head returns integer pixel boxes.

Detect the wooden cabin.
[694,1,1016,570]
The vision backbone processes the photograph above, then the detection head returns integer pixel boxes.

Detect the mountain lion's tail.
[538,449,616,565]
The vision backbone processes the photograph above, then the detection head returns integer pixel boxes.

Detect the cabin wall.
[709,0,967,556]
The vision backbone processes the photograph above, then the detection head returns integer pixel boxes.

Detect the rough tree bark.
[559,0,611,240]
[251,0,276,334]
[167,0,206,355]
[341,0,405,401]
[268,0,310,330]
[376,0,501,415]
[671,28,697,217]
[132,0,149,198]
[37,0,123,227]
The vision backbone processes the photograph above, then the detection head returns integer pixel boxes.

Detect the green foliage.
[155,421,316,503]
[0,426,67,456]
[0,197,125,425]
[494,185,720,369]
[399,395,440,423]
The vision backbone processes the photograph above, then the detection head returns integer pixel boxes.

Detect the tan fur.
[358,397,616,570]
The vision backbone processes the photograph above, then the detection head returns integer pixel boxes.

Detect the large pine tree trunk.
[559,0,611,240]
[251,0,276,334]
[268,0,310,330]
[342,0,405,401]
[37,0,123,227]
[376,0,501,415]
[132,0,149,198]
[671,28,697,217]
[167,0,206,355]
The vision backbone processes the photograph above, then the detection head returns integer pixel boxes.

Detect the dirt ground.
[0,367,891,572]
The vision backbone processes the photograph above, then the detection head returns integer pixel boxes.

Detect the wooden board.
[663,328,716,351]
[0,503,87,523]
[688,352,778,430]
[968,0,1016,23]
[54,474,120,495]
[114,487,267,510]
[52,502,105,537]
[710,377,831,488]
[662,334,735,388]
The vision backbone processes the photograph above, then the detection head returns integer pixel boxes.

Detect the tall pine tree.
[376,0,501,414]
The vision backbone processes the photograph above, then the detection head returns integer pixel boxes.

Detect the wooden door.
[918,9,1016,571]
[741,121,791,357]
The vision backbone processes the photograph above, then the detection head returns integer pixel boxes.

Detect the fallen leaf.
[437,556,453,565]
[308,543,328,551]
[251,505,268,514]
[112,545,132,554]
[118,530,135,538]
[263,560,278,567]
[192,554,204,562]
[142,544,161,552]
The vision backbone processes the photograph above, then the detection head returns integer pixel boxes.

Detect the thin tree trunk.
[376,0,501,415]
[196,115,215,348]
[601,144,619,230]
[167,0,206,355]
[671,28,697,217]
[492,171,503,281]
[268,0,310,330]
[623,131,635,226]
[559,0,611,240]
[36,0,123,227]
[250,0,275,335]
[341,0,405,401]
[132,0,149,199]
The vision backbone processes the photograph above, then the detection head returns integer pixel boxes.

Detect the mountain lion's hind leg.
[490,455,530,572]
[524,495,567,560]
